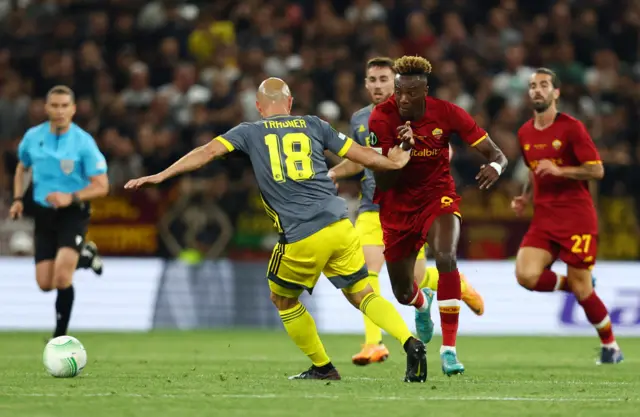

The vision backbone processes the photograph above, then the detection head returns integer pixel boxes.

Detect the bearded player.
[369,56,508,376]
[328,57,484,366]
[511,68,623,364]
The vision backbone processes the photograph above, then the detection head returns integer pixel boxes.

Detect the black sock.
[76,245,92,270]
[403,336,417,353]
[53,286,75,337]
[312,362,335,374]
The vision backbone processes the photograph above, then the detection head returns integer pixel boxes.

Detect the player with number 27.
[512,68,623,364]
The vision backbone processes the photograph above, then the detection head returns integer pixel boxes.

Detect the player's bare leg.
[352,245,390,366]
[52,248,79,338]
[416,257,485,316]
[36,261,55,342]
[387,250,436,350]
[515,247,559,291]
[413,257,427,286]
[343,282,426,382]
[270,290,340,380]
[566,266,623,364]
[36,261,55,293]
[387,250,420,304]
[516,247,596,293]
[426,214,465,376]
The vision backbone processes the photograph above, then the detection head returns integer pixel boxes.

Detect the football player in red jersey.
[368,56,508,376]
[512,68,623,364]
[328,57,485,367]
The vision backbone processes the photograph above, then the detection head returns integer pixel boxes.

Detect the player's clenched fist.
[396,121,415,150]
[387,145,412,169]
[534,159,561,177]
[510,195,528,217]
[475,164,501,190]
[124,174,163,189]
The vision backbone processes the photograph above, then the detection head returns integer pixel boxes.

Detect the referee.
[9,85,109,340]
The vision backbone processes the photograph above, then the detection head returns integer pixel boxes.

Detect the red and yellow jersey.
[518,112,601,234]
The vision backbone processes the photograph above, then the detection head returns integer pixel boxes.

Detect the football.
[43,336,87,378]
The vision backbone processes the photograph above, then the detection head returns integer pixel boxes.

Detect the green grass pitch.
[0,331,638,417]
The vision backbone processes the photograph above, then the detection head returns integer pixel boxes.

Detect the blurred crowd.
[0,0,639,255]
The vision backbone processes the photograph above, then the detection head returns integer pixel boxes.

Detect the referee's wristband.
[489,162,503,176]
[13,196,22,202]
[71,193,82,205]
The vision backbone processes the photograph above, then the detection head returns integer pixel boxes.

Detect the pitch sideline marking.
[0,393,635,402]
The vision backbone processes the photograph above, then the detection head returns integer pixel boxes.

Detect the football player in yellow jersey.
[328,58,485,366]
[127,77,429,382]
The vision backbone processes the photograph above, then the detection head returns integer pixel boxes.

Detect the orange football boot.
[461,274,484,316]
[351,344,390,366]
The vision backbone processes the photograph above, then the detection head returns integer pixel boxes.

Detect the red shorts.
[520,227,598,270]
[381,195,462,263]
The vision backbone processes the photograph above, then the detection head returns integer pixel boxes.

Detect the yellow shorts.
[268,218,369,298]
[355,211,426,260]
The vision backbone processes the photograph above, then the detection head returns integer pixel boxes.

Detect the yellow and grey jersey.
[216,115,354,243]
[350,104,379,215]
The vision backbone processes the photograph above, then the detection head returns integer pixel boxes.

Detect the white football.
[43,336,87,378]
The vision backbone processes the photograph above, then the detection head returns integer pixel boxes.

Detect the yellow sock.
[362,271,383,345]
[360,293,413,345]
[279,303,330,367]
[420,267,440,290]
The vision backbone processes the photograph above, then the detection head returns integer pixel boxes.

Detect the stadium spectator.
[0,0,638,259]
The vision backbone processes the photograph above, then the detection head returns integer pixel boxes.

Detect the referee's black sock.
[53,286,75,338]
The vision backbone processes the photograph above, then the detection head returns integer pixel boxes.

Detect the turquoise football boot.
[441,349,465,376]
[415,288,435,344]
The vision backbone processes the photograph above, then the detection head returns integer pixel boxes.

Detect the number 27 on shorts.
[570,234,592,254]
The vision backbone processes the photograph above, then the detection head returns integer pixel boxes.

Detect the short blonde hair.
[393,56,433,76]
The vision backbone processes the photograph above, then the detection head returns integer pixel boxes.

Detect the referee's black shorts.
[33,203,91,263]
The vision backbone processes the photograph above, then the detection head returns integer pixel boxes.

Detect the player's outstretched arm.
[473,137,508,190]
[368,123,414,191]
[328,159,364,181]
[328,110,377,181]
[344,142,410,172]
[124,140,228,189]
[321,117,409,174]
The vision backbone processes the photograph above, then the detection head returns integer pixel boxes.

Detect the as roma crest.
[552,139,562,150]
[432,128,443,140]
[60,160,75,175]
